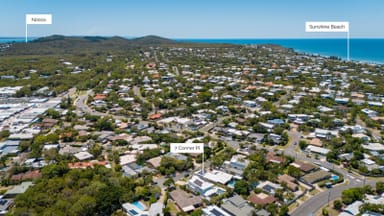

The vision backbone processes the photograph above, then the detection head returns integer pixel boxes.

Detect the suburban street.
[74,89,126,120]
[132,86,156,112]
[73,89,380,216]
[283,131,374,216]
[172,66,180,76]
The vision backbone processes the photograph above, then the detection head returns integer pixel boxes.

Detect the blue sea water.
[0,37,28,43]
[177,38,384,64]
[1,37,383,64]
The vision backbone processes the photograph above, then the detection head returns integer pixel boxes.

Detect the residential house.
[352,133,370,142]
[290,161,317,173]
[248,192,277,205]
[365,193,384,205]
[361,143,384,151]
[122,165,139,178]
[10,170,42,182]
[343,201,363,216]
[361,158,378,171]
[93,94,106,100]
[266,152,286,164]
[40,118,58,129]
[68,161,109,169]
[243,100,257,108]
[362,108,378,117]
[224,155,249,176]
[203,170,233,185]
[0,198,13,215]
[202,205,231,216]
[306,145,330,155]
[257,181,283,195]
[148,202,164,216]
[255,209,271,216]
[169,189,202,212]
[149,113,162,120]
[119,153,137,166]
[247,133,265,143]
[335,97,349,104]
[147,156,162,168]
[278,174,298,191]
[267,119,285,125]
[228,154,249,170]
[309,138,323,147]
[259,122,275,132]
[361,212,383,216]
[315,128,338,139]
[302,170,331,184]
[188,175,214,196]
[221,195,255,216]
[122,202,148,216]
[74,151,93,161]
[3,182,33,199]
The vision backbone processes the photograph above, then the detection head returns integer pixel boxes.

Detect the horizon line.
[1,35,384,40]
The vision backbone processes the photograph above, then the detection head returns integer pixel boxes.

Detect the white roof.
[361,158,376,165]
[122,202,148,216]
[189,175,213,191]
[203,170,233,185]
[175,117,191,124]
[257,181,283,190]
[307,145,330,155]
[203,205,231,216]
[149,202,163,216]
[365,194,384,205]
[362,143,384,151]
[259,122,274,129]
[230,154,249,164]
[130,144,158,151]
[157,117,176,124]
[8,133,34,140]
[344,200,363,215]
[74,151,93,161]
[119,154,136,165]
[338,212,353,216]
[43,144,59,150]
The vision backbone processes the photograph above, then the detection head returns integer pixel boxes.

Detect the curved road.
[132,86,156,112]
[74,89,380,216]
[285,131,375,216]
[75,89,126,120]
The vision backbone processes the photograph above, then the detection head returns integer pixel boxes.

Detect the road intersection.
[72,89,380,216]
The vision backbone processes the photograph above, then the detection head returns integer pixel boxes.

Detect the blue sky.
[1,0,383,38]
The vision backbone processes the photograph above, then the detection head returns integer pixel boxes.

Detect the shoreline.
[1,37,383,65]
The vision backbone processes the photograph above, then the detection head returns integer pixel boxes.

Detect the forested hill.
[2,35,239,56]
[2,35,174,55]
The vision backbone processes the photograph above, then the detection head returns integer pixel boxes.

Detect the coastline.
[1,37,383,65]
[176,38,384,65]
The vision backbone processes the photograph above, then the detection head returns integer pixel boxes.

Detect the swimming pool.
[227,179,236,188]
[132,201,146,211]
[331,175,339,181]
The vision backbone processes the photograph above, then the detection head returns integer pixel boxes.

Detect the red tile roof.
[149,113,162,120]
[11,170,42,181]
[68,161,108,169]
[93,94,107,100]
[248,193,276,205]
[310,138,323,147]
[266,152,286,164]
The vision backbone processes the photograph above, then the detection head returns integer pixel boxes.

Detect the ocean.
[1,37,383,64]
[178,38,384,64]
[0,37,29,43]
